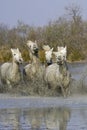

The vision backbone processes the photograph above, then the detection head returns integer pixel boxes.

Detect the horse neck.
[32,54,40,64]
[59,61,68,74]
[29,51,33,60]
[46,59,53,66]
[29,51,36,63]
[28,49,39,63]
[12,60,19,74]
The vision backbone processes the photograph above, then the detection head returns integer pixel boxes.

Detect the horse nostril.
[19,59,23,63]
[34,47,38,50]
[34,48,38,53]
[58,57,61,60]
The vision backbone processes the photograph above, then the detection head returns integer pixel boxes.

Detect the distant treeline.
[0,4,87,62]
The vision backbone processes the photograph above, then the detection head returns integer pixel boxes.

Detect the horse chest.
[9,71,21,82]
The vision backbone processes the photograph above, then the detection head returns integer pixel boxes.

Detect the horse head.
[26,40,39,55]
[57,46,67,61]
[43,45,53,65]
[53,50,66,65]
[11,48,23,64]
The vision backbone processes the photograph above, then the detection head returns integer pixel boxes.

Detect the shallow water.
[0,62,87,130]
[0,106,87,130]
[68,62,87,80]
[0,95,87,130]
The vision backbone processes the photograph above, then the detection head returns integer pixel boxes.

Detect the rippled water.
[0,106,87,130]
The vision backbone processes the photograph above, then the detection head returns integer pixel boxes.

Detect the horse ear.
[35,40,37,43]
[17,48,19,52]
[53,51,57,56]
[43,45,50,51]
[65,46,67,50]
[11,48,14,53]
[57,46,61,51]
[42,45,45,50]
[51,48,54,52]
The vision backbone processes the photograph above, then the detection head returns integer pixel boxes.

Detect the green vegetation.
[0,4,87,62]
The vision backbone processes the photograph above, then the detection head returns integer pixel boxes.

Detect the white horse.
[26,40,38,63]
[44,48,71,97]
[58,46,67,61]
[0,48,23,88]
[24,40,44,80]
[43,45,53,66]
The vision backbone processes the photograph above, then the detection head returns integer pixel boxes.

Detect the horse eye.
[14,54,16,56]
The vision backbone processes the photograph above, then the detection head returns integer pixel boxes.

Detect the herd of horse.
[0,40,71,97]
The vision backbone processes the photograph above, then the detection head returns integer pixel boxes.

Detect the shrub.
[21,48,29,62]
[68,49,85,62]
[0,46,11,62]
[38,50,46,63]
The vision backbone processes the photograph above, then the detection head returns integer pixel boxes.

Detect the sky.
[0,0,87,27]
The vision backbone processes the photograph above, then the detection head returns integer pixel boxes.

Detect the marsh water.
[0,62,87,130]
[0,104,87,130]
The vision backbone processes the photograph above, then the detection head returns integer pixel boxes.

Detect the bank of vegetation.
[0,4,87,62]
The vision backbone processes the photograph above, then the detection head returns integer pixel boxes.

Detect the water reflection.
[67,108,87,130]
[44,107,70,130]
[0,107,70,130]
[0,109,20,130]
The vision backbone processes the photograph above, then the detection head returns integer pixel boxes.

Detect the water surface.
[0,106,87,130]
[0,62,87,130]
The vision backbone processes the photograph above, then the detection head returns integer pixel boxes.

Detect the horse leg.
[60,85,66,98]
[6,80,12,88]
[66,84,71,96]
